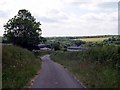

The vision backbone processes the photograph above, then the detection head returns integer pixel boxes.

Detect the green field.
[2,45,41,88]
[77,37,111,42]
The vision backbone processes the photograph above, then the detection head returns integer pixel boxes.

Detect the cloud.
[0,0,118,36]
[35,9,69,24]
[0,10,9,18]
[98,2,118,8]
[36,16,61,23]
[41,10,118,37]
[66,0,118,13]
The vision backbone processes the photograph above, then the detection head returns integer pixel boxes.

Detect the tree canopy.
[3,9,43,50]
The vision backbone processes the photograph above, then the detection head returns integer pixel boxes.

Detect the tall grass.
[2,45,41,88]
[51,45,120,88]
[0,37,2,43]
[0,44,2,89]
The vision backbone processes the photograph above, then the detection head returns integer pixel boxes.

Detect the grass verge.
[0,44,2,89]
[50,45,120,88]
[2,45,41,88]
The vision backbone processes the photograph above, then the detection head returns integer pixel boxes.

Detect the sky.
[0,0,119,37]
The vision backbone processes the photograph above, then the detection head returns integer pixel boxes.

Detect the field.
[77,37,111,42]
[2,45,41,88]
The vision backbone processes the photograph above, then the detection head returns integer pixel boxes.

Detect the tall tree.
[3,9,42,50]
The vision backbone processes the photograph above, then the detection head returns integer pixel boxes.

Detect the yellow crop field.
[79,37,111,42]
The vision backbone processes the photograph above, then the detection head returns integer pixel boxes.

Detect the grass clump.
[2,45,41,88]
[51,45,120,88]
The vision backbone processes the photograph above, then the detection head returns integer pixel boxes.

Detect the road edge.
[24,60,43,88]
[51,57,87,88]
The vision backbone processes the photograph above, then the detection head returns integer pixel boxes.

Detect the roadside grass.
[0,36,2,43]
[2,45,41,88]
[77,37,111,42]
[50,45,120,88]
[0,44,2,89]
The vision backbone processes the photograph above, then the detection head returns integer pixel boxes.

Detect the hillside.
[2,45,41,88]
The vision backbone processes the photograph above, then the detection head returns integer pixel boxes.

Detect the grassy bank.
[2,45,41,88]
[51,45,120,88]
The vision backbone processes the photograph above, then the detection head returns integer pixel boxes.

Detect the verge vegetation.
[51,45,120,88]
[0,37,2,43]
[2,45,41,88]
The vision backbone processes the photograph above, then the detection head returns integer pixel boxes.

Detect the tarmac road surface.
[31,55,84,88]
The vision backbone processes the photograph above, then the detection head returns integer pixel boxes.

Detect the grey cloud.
[68,0,92,5]
[38,16,60,23]
[36,15,68,24]
[97,2,117,9]
[69,0,118,7]
[35,8,69,24]
[71,1,90,5]
[70,1,117,10]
